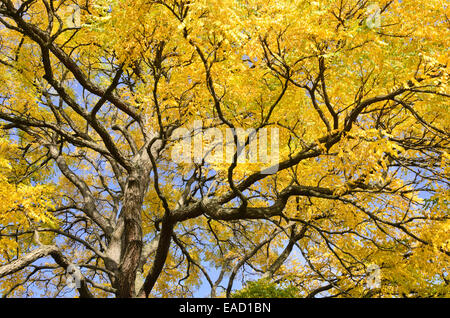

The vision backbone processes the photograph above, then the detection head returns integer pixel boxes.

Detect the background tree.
[232,278,299,298]
[0,0,448,298]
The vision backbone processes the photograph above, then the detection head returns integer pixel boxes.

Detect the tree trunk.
[115,169,147,298]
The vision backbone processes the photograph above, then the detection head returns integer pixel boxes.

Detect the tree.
[0,0,448,298]
[232,278,299,298]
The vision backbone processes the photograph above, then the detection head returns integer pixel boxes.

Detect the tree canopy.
[0,0,449,298]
